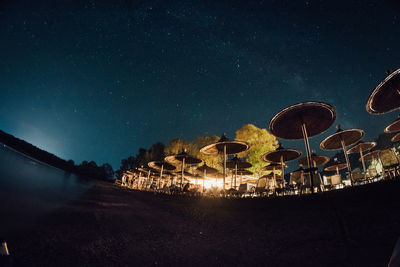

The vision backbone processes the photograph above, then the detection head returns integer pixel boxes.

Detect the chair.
[238,183,248,197]
[226,188,238,197]
[265,178,276,196]
[274,178,286,196]
[301,172,324,194]
[380,149,400,179]
[289,170,304,194]
[330,174,342,189]
[254,177,267,197]
[205,186,220,197]
[367,168,379,182]
[351,171,365,185]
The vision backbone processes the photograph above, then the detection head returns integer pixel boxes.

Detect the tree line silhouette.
[0,129,114,180]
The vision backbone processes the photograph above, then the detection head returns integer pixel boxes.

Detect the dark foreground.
[6,180,400,267]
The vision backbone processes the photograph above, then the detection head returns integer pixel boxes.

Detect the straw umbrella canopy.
[320,126,364,184]
[261,163,287,171]
[236,169,253,176]
[324,160,348,175]
[262,173,283,179]
[298,152,330,167]
[262,143,301,181]
[392,133,400,143]
[165,151,202,189]
[384,116,400,133]
[366,69,400,115]
[200,134,249,191]
[260,163,287,183]
[148,161,176,189]
[225,156,252,169]
[225,156,252,189]
[269,102,336,191]
[125,170,136,176]
[195,164,219,176]
[347,141,377,176]
[195,164,219,191]
[260,173,283,180]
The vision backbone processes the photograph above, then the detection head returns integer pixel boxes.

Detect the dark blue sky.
[0,0,399,169]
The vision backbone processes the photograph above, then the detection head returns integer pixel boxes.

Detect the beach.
[6,180,400,266]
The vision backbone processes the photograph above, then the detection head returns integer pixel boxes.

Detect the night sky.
[1,0,399,169]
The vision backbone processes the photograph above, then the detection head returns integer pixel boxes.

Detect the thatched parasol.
[269,102,336,191]
[165,151,202,189]
[392,133,400,143]
[262,143,301,182]
[298,152,330,167]
[195,163,219,191]
[137,167,158,189]
[366,69,400,115]
[200,134,249,190]
[360,150,382,174]
[261,163,287,171]
[320,125,364,184]
[225,156,252,188]
[148,161,176,189]
[384,116,400,134]
[324,158,348,175]
[347,141,377,175]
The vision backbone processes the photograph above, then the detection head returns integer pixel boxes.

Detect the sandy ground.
[5,179,400,267]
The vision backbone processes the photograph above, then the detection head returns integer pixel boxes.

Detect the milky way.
[0,0,399,168]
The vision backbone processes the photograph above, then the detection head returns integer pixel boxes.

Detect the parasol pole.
[341,139,353,186]
[223,145,226,191]
[181,157,185,189]
[280,156,284,183]
[203,169,206,193]
[273,165,277,193]
[372,155,379,175]
[138,171,142,189]
[301,123,314,193]
[235,163,238,189]
[159,164,164,190]
[147,170,151,190]
[360,147,367,179]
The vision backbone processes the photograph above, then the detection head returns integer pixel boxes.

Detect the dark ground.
[6,179,400,267]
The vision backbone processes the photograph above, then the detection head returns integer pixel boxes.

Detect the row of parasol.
[125,68,400,194]
[133,145,254,191]
[263,68,400,190]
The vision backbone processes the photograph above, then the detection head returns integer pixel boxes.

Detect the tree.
[235,124,278,175]
[100,163,114,180]
[145,142,165,162]
[164,138,191,156]
[135,148,147,167]
[120,156,136,173]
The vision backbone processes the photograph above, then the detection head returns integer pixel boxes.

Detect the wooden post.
[223,145,226,191]
[341,139,353,186]
[181,157,185,189]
